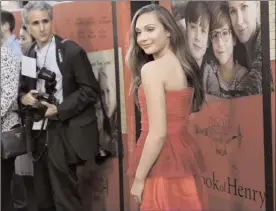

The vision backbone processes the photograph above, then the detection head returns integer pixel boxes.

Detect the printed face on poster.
[170,1,274,210]
[87,48,126,156]
[171,1,273,100]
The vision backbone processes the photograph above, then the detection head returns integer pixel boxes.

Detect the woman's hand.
[130,177,145,205]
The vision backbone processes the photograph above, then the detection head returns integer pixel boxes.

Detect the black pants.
[1,157,15,211]
[12,173,37,211]
[12,173,28,209]
[32,122,83,211]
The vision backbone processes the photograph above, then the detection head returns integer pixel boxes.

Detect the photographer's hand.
[41,102,58,117]
[21,90,38,106]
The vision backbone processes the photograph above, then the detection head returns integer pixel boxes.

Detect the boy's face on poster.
[136,12,170,56]
[228,1,259,44]
[26,10,53,47]
[186,20,209,66]
[211,24,235,65]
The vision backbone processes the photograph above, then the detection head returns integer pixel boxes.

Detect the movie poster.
[171,1,273,210]
[171,1,273,101]
[87,48,126,156]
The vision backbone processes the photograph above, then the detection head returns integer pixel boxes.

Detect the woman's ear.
[166,32,171,38]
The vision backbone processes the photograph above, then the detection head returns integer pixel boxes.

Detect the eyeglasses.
[210,29,232,42]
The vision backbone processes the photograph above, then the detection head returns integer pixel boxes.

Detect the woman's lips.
[141,44,151,49]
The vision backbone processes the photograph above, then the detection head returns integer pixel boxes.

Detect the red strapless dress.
[128,86,208,211]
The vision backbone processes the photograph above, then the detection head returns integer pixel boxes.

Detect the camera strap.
[31,118,48,162]
[57,38,69,76]
[40,35,54,69]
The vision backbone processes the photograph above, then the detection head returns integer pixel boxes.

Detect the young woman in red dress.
[126,4,208,211]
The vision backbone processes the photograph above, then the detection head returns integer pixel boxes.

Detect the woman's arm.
[1,47,20,118]
[135,62,167,181]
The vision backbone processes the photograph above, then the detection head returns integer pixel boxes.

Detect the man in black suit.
[19,2,100,211]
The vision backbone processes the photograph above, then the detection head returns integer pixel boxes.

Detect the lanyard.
[36,35,54,69]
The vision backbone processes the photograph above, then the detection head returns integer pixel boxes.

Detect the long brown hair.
[125,4,204,112]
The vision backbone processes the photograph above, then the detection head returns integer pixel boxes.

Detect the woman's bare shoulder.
[141,60,165,76]
[141,61,166,85]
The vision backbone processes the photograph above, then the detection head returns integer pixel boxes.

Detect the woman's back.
[128,57,207,211]
[1,46,20,132]
[155,52,189,92]
[128,54,205,177]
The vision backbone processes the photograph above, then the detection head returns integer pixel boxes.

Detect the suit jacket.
[19,35,101,161]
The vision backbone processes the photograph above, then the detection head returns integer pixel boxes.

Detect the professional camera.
[29,67,58,122]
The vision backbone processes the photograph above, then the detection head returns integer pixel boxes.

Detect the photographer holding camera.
[19,2,101,211]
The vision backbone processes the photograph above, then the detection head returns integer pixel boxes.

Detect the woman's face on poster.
[228,1,259,44]
[211,24,235,65]
[186,21,209,65]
